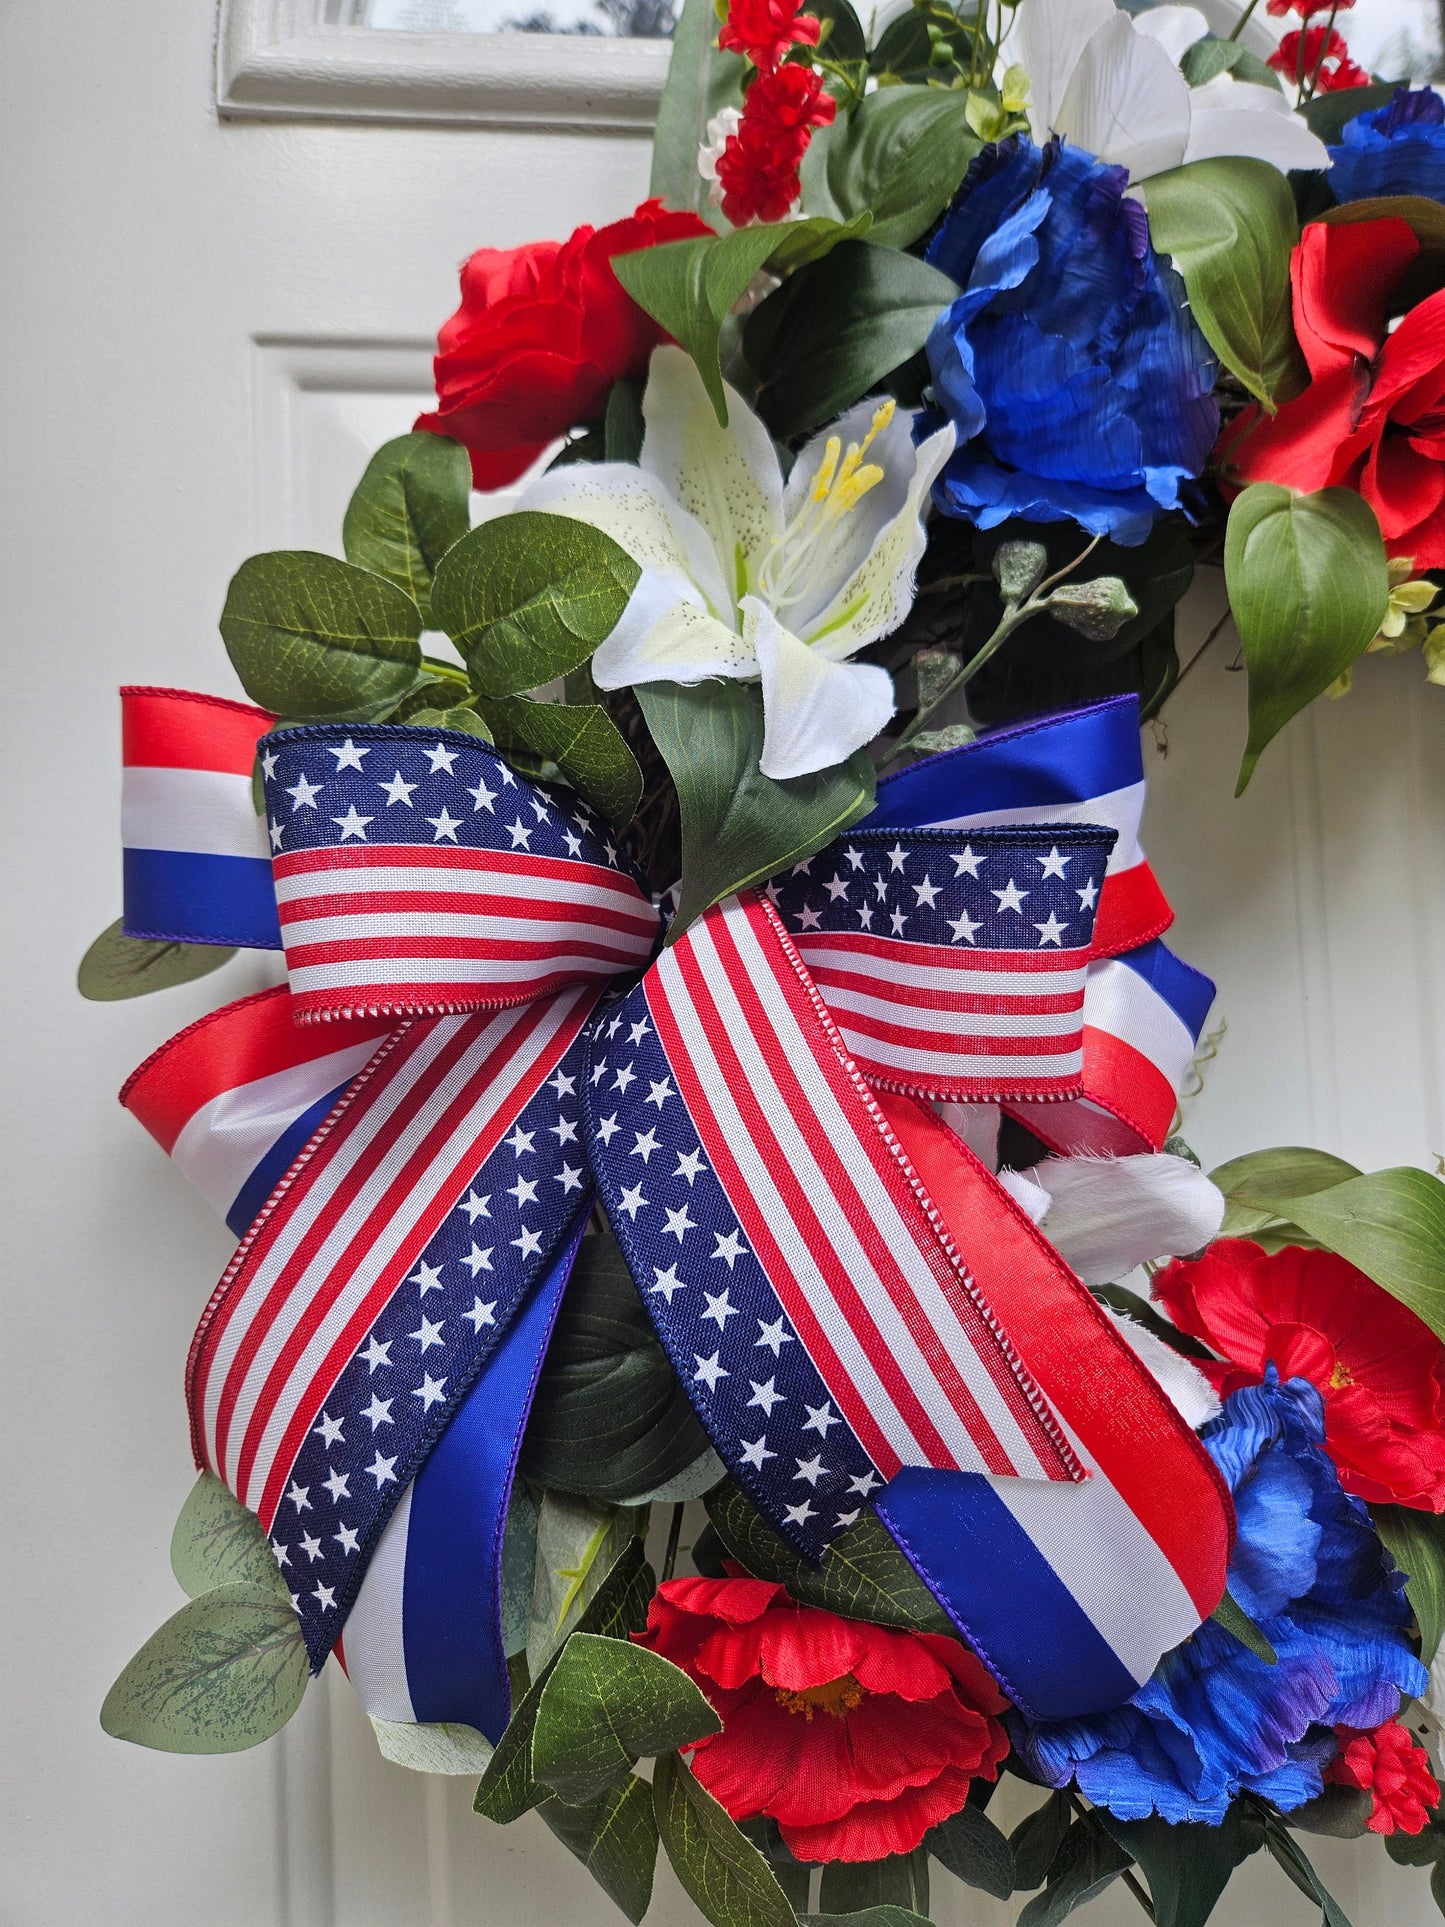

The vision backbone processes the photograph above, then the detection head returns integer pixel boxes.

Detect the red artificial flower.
[1217,218,1445,568]
[1266,0,1354,16]
[719,0,821,73]
[714,64,836,227]
[1267,26,1369,92]
[1325,1720,1442,1834]
[1154,1239,1445,1510]
[414,199,712,490]
[635,1575,1010,1861]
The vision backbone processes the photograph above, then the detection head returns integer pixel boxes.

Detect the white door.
[3,4,1442,1924]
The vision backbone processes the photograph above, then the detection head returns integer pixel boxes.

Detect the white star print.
[628,1018,652,1046]
[269,819,285,851]
[549,1115,579,1145]
[651,1265,686,1304]
[427,806,462,842]
[411,1314,445,1352]
[595,1113,621,1145]
[425,741,458,774]
[549,1068,577,1099]
[332,804,372,841]
[844,846,865,870]
[360,1335,392,1373]
[360,1393,393,1430]
[298,1534,322,1564]
[334,1524,361,1555]
[617,1183,648,1220]
[913,874,940,909]
[802,1401,840,1437]
[755,1317,795,1356]
[261,747,278,780]
[794,1455,827,1486]
[874,874,889,901]
[365,1452,398,1488]
[1034,911,1068,946]
[712,1229,747,1269]
[796,903,823,932]
[286,773,322,810]
[512,1225,544,1259]
[1077,877,1100,911]
[1038,846,1070,878]
[673,1147,705,1184]
[321,1468,350,1503]
[748,1378,786,1416]
[887,842,908,872]
[612,1064,637,1094]
[993,878,1028,914]
[313,1583,337,1610]
[460,1190,491,1223]
[413,1373,448,1412]
[953,846,983,878]
[647,1078,675,1109]
[313,1412,345,1448]
[783,1501,816,1528]
[505,1126,535,1158]
[530,796,550,822]
[889,907,908,936]
[847,1471,882,1497]
[701,1288,737,1329]
[554,1163,584,1194]
[834,1509,861,1529]
[562,829,582,856]
[693,1352,728,1391]
[663,1204,696,1242]
[329,738,369,771]
[825,874,850,902]
[468,777,497,813]
[271,1540,290,1568]
[948,910,981,945]
[379,770,416,807]
[462,1243,494,1277]
[285,1481,311,1514]
[409,1259,444,1296]
[463,1297,497,1332]
[739,1436,776,1469]
[631,1128,661,1163]
[856,903,874,930]
[507,818,532,849]
[507,1175,540,1206]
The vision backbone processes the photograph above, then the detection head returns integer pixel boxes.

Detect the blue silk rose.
[1328,88,1445,206]
[923,137,1219,546]
[1010,1369,1426,1824]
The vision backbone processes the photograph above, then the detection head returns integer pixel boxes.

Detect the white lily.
[1009,0,1329,184]
[521,346,956,781]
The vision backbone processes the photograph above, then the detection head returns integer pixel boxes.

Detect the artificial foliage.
[84,1,1445,1922]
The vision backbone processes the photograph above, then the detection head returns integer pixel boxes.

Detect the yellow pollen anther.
[812,436,842,502]
[774,1674,865,1721]
[1330,1360,1355,1389]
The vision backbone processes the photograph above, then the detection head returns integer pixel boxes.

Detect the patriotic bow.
[118,687,1232,1743]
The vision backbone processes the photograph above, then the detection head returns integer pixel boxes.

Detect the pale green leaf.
[341,431,472,627]
[78,920,235,1001]
[648,0,745,214]
[405,704,494,742]
[1209,1145,1362,1239]
[370,1716,495,1775]
[170,1473,290,1601]
[653,1750,798,1927]
[501,1481,540,1659]
[1210,1588,1278,1665]
[533,1633,720,1804]
[526,1495,647,1682]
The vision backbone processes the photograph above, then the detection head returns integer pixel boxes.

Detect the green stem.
[661,1503,686,1583]
[420,656,470,688]
[1227,0,1260,42]
[1302,1,1342,102]
[1064,1792,1156,1922]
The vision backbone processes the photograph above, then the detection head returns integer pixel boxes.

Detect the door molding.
[217,0,670,132]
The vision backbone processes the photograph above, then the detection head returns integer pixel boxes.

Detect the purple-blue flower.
[922,137,1219,547]
[1010,1370,1426,1824]
[1328,88,1445,206]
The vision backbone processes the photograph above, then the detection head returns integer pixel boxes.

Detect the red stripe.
[819,1010,1083,1061]
[796,932,1087,974]
[1094,861,1172,958]
[279,889,655,943]
[284,933,647,969]
[1005,1031,1175,1158]
[121,686,275,777]
[275,840,653,905]
[289,970,619,1022]
[802,969,1082,1018]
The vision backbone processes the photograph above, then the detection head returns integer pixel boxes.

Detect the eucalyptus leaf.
[100,1582,308,1754]
[527,1494,647,1681]
[927,1802,1015,1899]
[533,1633,721,1804]
[1179,35,1283,92]
[220,551,424,720]
[369,1716,495,1775]
[1223,484,1389,792]
[78,920,236,1000]
[1374,1507,1445,1668]
[1016,1812,1131,1926]
[406,703,494,741]
[1102,1804,1265,1927]
[170,1473,290,1601]
[537,1776,660,1925]
[341,431,471,627]
[649,0,745,213]
[501,1481,540,1659]
[1262,1819,1353,1927]
[1143,158,1305,411]
[705,1481,954,1636]
[1287,1785,1375,1840]
[430,511,640,699]
[652,1750,798,1927]
[481,694,643,829]
[1009,1791,1075,1893]
[1209,1146,1362,1239]
[636,679,874,936]
[821,1848,929,1916]
[799,1913,934,1927]
[618,1448,726,1507]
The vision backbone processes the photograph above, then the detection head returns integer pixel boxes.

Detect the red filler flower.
[1325,1720,1442,1834]
[1218,218,1445,569]
[635,1575,1010,1862]
[1266,0,1355,16]
[414,199,711,490]
[719,0,821,72]
[1154,1240,1445,1511]
[714,64,836,226]
[1267,26,1369,92]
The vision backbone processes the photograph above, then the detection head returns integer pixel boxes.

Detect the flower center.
[774,1673,865,1721]
[1330,1359,1355,1389]
[755,400,895,617]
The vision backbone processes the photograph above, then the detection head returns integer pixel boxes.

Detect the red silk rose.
[1218,218,1445,567]
[414,199,712,491]
[634,1574,1009,1862]
[1154,1239,1445,1511]
[1325,1720,1442,1834]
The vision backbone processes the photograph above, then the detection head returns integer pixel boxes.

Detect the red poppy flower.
[1267,26,1369,91]
[719,0,821,73]
[1325,1720,1442,1834]
[1154,1239,1445,1511]
[714,64,836,227]
[635,1575,1010,1861]
[414,199,712,491]
[1218,218,1445,568]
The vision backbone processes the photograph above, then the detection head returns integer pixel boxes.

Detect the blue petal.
[1329,88,1445,205]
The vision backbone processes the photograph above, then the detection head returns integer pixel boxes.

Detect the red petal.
[757,1604,869,1691]
[1290,220,1417,381]
[778,1763,981,1863]
[1367,435,1445,541]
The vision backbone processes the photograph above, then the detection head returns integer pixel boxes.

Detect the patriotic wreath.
[87,2,1445,1923]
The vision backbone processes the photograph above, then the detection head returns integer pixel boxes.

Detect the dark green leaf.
[1210,1589,1278,1666]
[745,241,959,440]
[1209,1146,1362,1239]
[1102,1804,1264,1927]
[341,431,471,627]
[482,694,643,829]
[532,1634,721,1804]
[1300,82,1400,144]
[100,1582,308,1754]
[636,680,874,935]
[820,1850,928,1916]
[1224,484,1389,791]
[816,88,982,251]
[799,1913,933,1927]
[1016,1812,1131,1925]
[1009,1791,1075,1893]
[927,1802,1015,1898]
[705,1482,953,1636]
[1387,1819,1445,1867]
[738,1820,811,1909]
[1374,1507,1445,1668]
[1144,158,1305,411]
[605,379,646,465]
[805,0,867,62]
[1179,35,1282,93]
[388,672,474,721]
[1432,1857,1445,1915]
[1287,1786,1375,1840]
[522,1234,711,1502]
[537,1776,660,1925]
[653,1750,798,1927]
[220,551,424,720]
[869,0,977,82]
[649,0,745,213]
[170,1473,290,1601]
[430,511,640,699]
[474,1539,654,1825]
[1262,1819,1353,1926]
[78,920,236,1000]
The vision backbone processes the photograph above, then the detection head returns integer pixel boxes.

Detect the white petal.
[522,461,731,617]
[1183,78,1331,174]
[746,598,895,780]
[639,346,783,604]
[997,1166,1052,1225]
[1105,1309,1221,1431]
[592,568,754,691]
[1131,5,1209,66]
[1010,0,1116,139]
[1057,12,1191,182]
[1026,1152,1226,1286]
[933,1099,1001,1172]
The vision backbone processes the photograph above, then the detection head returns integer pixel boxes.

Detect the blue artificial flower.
[922,137,1219,547]
[1011,1370,1427,1824]
[1328,88,1445,206]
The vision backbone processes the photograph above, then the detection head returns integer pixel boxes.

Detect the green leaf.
[475,1538,655,1825]
[405,704,494,742]
[1223,484,1389,792]
[341,431,472,628]
[1374,1507,1445,1668]
[705,1481,954,1636]
[220,551,424,720]
[1102,1804,1264,1927]
[78,920,236,1000]
[1209,1146,1362,1239]
[430,511,641,699]
[1179,35,1282,93]
[533,1633,721,1803]
[1262,1819,1353,1927]
[649,0,745,213]
[821,1850,929,1916]
[522,1233,711,1502]
[1010,1791,1074,1893]
[927,1802,1015,1899]
[100,1582,308,1754]
[370,1716,495,1775]
[652,1750,798,1927]
[745,241,960,440]
[799,1913,933,1927]
[170,1473,290,1601]
[1143,158,1305,412]
[816,88,982,252]
[635,679,874,935]
[481,693,643,829]
[1287,1785,1376,1840]
[1016,1812,1131,1925]
[527,1495,647,1681]
[1210,1588,1278,1666]
[605,379,646,465]
[1300,81,1400,144]
[501,1481,540,1658]
[537,1776,660,1925]
[619,1449,726,1507]
[738,1819,812,1909]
